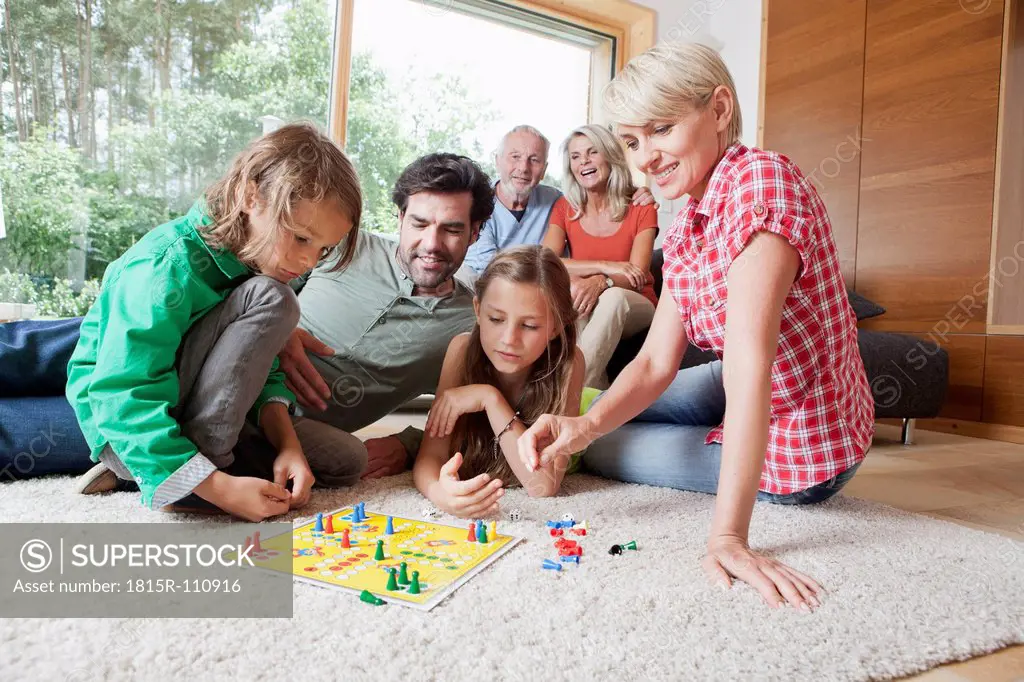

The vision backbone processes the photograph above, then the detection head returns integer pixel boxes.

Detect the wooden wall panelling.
[983,335,1024,425]
[924,333,988,421]
[988,0,1024,328]
[761,0,867,285]
[855,0,1005,333]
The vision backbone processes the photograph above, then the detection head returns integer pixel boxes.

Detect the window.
[0,0,338,316]
[343,0,617,232]
[0,0,649,318]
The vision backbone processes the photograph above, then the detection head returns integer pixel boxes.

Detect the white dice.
[421,506,440,519]
[507,508,522,522]
[561,513,575,523]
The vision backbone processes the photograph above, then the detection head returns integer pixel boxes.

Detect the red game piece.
[251,531,262,552]
[571,528,587,536]
[467,522,477,542]
[324,514,334,534]
[549,528,563,537]
[340,529,351,548]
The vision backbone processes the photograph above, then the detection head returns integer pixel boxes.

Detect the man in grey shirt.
[279,153,493,478]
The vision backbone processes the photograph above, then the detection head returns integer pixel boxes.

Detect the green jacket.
[66,202,294,508]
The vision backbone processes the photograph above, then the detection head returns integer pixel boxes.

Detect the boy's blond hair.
[603,42,742,145]
[204,122,362,271]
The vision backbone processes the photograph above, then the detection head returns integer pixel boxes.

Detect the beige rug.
[0,472,1021,682]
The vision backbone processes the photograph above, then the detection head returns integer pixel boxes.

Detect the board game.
[246,504,523,611]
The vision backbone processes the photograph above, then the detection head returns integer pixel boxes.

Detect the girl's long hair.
[454,245,578,485]
[203,122,363,272]
[560,124,637,222]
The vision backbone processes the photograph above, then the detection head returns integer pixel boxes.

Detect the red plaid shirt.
[662,144,874,495]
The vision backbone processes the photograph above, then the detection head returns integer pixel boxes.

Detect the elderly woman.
[520,43,873,610]
[542,124,660,387]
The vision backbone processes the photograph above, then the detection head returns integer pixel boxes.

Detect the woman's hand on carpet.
[519,415,599,472]
[702,535,822,611]
[273,448,315,509]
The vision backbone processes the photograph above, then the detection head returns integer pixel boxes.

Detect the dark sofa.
[607,250,949,444]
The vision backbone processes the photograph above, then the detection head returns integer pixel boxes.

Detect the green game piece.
[398,562,410,586]
[408,570,421,595]
[359,589,385,606]
[374,539,385,561]
[385,567,399,591]
[622,540,638,551]
[400,550,412,556]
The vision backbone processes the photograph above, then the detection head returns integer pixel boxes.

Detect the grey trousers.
[101,276,367,506]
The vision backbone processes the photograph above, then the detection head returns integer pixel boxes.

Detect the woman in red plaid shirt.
[520,43,874,611]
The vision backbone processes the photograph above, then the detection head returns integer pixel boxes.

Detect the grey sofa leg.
[901,418,916,445]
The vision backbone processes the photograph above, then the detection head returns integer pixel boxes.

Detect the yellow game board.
[249,506,522,611]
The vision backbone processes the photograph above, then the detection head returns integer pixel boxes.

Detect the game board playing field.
[247,504,523,611]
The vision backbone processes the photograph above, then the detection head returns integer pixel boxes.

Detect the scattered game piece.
[561,513,575,523]
[386,567,399,591]
[359,589,385,606]
[374,539,386,561]
[549,528,563,537]
[398,561,410,586]
[477,520,488,544]
[314,512,324,532]
[467,522,477,543]
[622,540,638,551]
[487,521,496,543]
[408,571,421,595]
[577,521,589,532]
[570,528,587,536]
[324,514,334,534]
[541,559,562,572]
[251,531,262,553]
[609,544,623,556]
[244,535,252,552]
[341,528,351,548]
[385,516,395,535]
[559,555,580,564]
[545,521,559,529]
[508,508,522,522]
[554,539,577,549]
[558,546,582,557]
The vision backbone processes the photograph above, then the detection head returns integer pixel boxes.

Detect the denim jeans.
[0,318,93,478]
[583,360,860,505]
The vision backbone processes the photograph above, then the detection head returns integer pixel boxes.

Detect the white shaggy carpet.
[0,473,1021,682]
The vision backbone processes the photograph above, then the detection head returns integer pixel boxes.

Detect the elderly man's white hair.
[495,125,550,160]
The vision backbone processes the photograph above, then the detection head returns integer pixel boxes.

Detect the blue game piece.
[476,520,487,543]
[546,520,559,528]
[559,555,580,564]
[541,559,562,571]
[385,516,395,535]
[358,502,367,522]
[314,512,324,532]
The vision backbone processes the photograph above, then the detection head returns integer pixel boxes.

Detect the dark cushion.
[848,290,886,320]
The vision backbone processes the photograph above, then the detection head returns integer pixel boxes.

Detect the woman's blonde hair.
[603,42,742,145]
[454,245,578,485]
[203,122,362,272]
[560,124,637,222]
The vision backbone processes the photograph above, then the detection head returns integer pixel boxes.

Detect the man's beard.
[503,176,535,204]
[400,249,456,289]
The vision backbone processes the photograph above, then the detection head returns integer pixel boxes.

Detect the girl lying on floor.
[414,245,591,518]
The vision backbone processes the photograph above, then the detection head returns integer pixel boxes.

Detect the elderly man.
[0,153,492,484]
[458,124,656,282]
